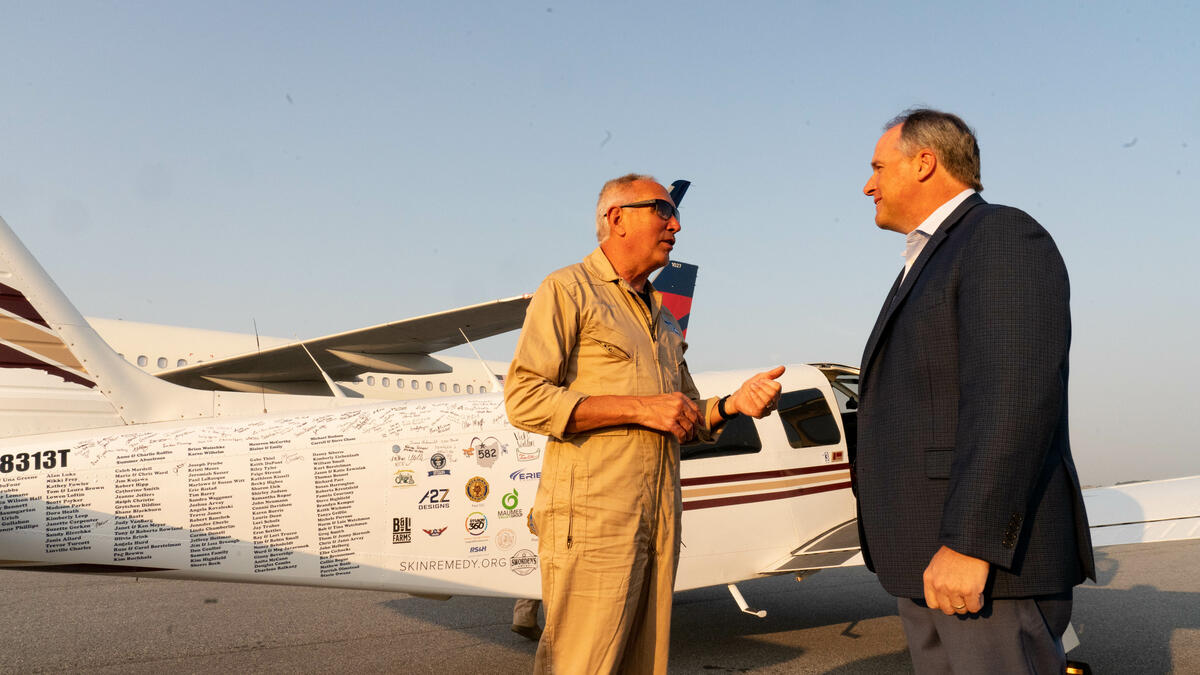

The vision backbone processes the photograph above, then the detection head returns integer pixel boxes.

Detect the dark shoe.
[511,623,542,642]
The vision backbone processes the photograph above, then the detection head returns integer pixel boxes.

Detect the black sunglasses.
[619,199,679,222]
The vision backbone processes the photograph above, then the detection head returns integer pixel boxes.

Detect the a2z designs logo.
[418,488,450,510]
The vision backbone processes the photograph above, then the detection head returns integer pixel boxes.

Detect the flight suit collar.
[583,247,663,337]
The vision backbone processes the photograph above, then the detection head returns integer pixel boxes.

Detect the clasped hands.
[642,365,785,442]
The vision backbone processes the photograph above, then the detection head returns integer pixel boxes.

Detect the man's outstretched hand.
[726,366,786,418]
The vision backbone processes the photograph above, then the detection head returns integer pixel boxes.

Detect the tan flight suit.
[505,248,716,675]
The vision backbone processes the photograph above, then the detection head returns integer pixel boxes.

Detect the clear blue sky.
[2,2,1196,486]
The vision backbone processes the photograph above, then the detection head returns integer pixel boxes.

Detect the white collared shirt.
[901,189,976,280]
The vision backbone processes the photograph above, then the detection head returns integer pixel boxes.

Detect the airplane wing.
[759,476,1200,577]
[155,294,531,392]
[1083,475,1200,547]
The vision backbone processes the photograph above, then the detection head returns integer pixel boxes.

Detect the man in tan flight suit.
[505,174,784,674]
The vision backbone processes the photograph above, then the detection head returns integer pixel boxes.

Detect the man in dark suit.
[855,109,1095,673]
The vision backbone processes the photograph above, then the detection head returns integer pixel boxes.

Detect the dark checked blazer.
[854,193,1096,599]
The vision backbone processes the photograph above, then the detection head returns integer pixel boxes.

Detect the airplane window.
[439,382,447,392]
[776,388,841,448]
[382,377,390,388]
[453,384,461,393]
[425,381,433,391]
[157,357,167,368]
[367,376,376,386]
[411,379,419,389]
[467,385,474,394]
[682,414,762,460]
[479,386,487,394]
[137,355,148,367]
[118,353,124,360]
[397,379,405,389]
[177,359,187,367]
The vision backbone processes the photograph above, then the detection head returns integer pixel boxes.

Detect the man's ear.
[915,149,937,182]
[607,206,626,237]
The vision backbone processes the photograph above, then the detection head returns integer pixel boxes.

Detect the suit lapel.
[859,194,986,386]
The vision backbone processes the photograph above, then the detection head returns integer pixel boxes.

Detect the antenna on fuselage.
[458,327,504,394]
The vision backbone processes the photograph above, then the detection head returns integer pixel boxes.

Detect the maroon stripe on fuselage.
[682,480,852,511]
[0,282,50,328]
[0,343,95,388]
[681,463,851,487]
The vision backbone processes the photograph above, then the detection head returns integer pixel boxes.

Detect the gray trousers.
[897,592,1072,674]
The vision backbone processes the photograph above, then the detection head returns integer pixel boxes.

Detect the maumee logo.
[428,452,450,477]
[465,476,490,503]
[465,511,488,536]
[393,469,416,487]
[510,549,538,576]
[418,488,451,510]
[497,488,524,519]
[392,516,412,544]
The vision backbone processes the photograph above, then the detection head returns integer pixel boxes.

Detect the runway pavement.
[1,539,1196,674]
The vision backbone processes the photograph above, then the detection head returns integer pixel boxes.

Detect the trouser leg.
[512,598,540,627]
[898,593,1072,675]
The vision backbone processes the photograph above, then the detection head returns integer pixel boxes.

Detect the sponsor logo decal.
[510,549,538,576]
[509,469,541,481]
[469,544,488,554]
[465,436,503,468]
[496,528,516,550]
[498,488,524,519]
[513,430,540,462]
[465,476,490,503]
[418,488,451,510]
[423,526,448,537]
[396,557,507,572]
[527,511,538,537]
[428,452,450,477]
[466,511,488,537]
[393,469,416,487]
[392,517,412,544]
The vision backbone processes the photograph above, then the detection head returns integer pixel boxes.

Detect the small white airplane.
[0,211,1196,625]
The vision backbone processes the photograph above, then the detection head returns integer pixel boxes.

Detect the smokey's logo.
[498,488,524,519]
[392,517,412,544]
[428,452,450,477]
[393,469,416,487]
[465,511,488,536]
[465,476,490,503]
[510,549,538,576]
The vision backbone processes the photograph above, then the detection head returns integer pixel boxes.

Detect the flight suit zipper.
[566,470,575,549]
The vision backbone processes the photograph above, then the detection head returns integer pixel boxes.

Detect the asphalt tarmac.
[2,539,1196,674]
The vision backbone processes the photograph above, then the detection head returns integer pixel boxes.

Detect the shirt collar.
[915,188,976,238]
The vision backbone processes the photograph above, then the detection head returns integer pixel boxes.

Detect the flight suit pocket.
[923,448,954,479]
[584,334,632,360]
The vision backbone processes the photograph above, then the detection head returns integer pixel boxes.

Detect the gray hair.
[595,173,657,242]
[886,108,983,192]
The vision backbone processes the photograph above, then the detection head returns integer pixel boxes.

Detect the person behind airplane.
[504,173,783,674]
[855,109,1095,673]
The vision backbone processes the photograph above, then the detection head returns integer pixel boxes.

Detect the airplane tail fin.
[0,214,211,438]
[653,261,698,339]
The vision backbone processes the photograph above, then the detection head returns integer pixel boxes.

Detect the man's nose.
[667,215,681,232]
[863,177,875,196]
